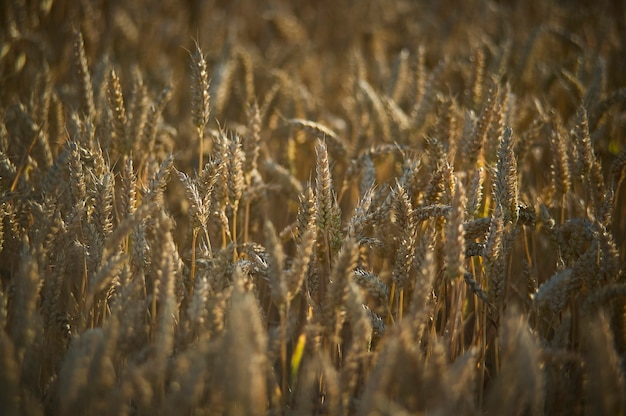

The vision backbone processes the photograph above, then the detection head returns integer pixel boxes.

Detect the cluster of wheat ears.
[0,0,625,415]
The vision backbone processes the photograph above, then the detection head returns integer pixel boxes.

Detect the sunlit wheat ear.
[444,176,466,280]
[438,96,460,159]
[190,40,210,171]
[484,203,504,310]
[592,221,620,283]
[93,172,114,238]
[176,169,209,233]
[466,166,485,215]
[573,106,606,218]
[144,153,174,206]
[225,135,244,209]
[119,157,137,220]
[72,29,95,123]
[106,69,127,153]
[494,127,519,223]
[296,187,316,244]
[346,186,374,242]
[315,140,342,269]
[422,162,447,205]
[390,184,415,293]
[67,141,87,206]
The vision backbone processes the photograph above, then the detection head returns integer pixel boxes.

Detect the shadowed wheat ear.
[190,40,211,172]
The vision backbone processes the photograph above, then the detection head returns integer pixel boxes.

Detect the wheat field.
[0,0,625,415]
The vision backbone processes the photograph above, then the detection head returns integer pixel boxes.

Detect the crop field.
[0,0,625,414]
